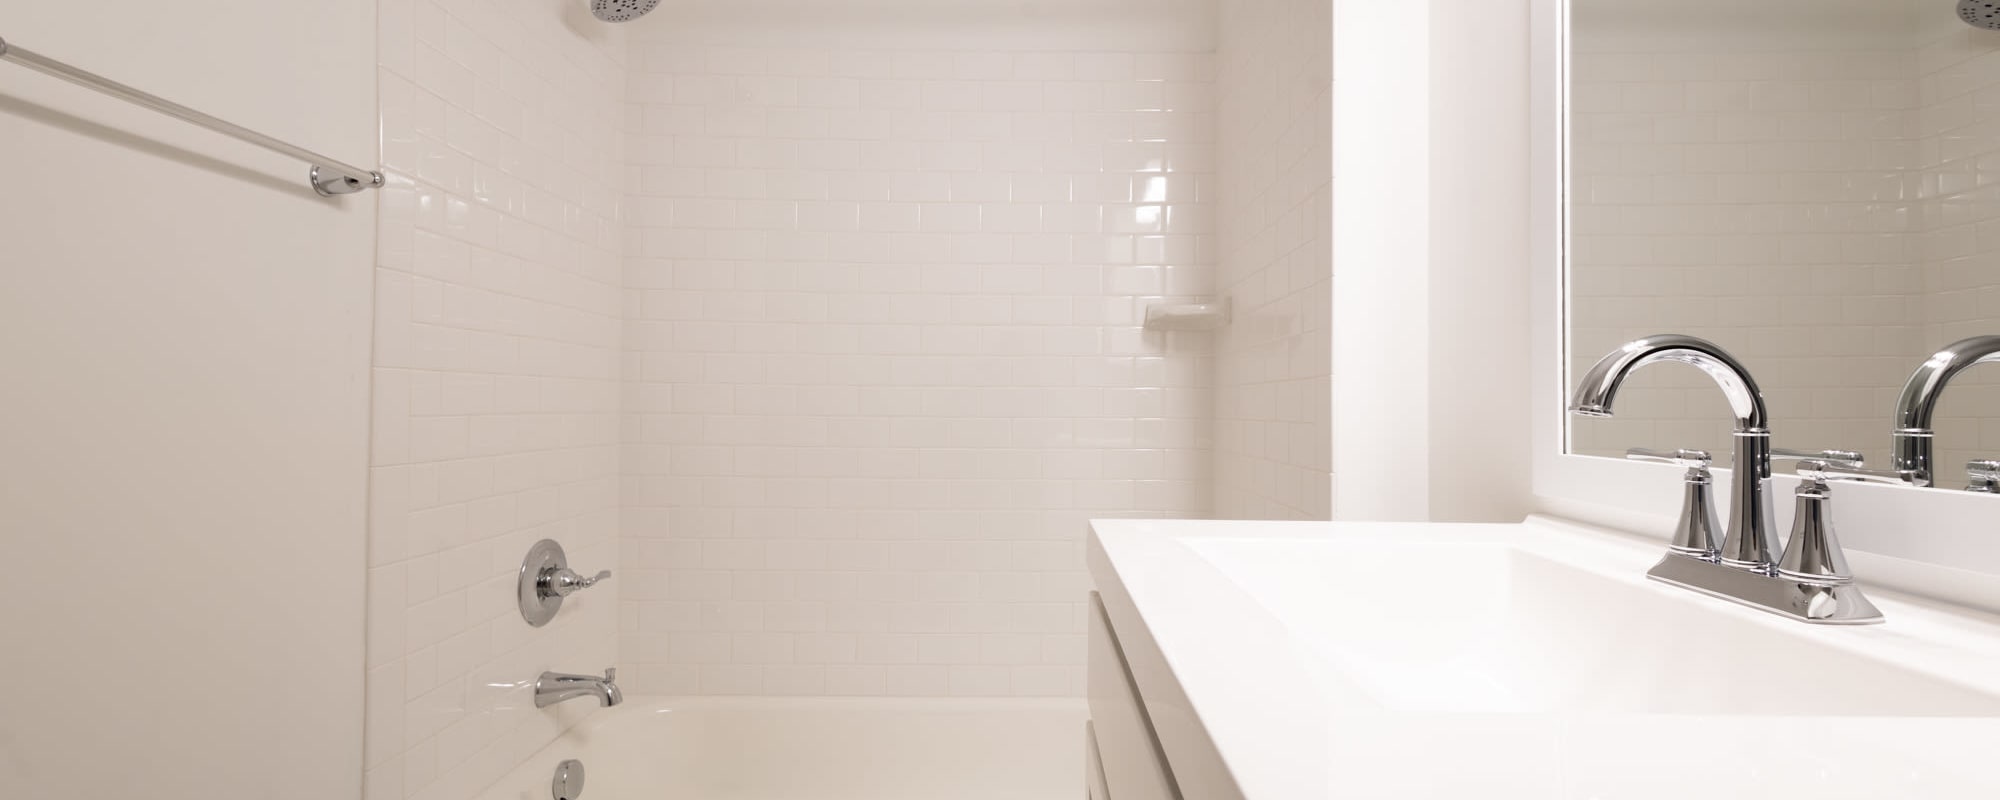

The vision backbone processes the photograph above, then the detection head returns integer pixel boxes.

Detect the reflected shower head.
[592,0,660,22]
[1960,1,2000,30]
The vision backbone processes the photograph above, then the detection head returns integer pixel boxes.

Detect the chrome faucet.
[535,668,622,708]
[1890,335,2000,488]
[1573,335,1885,624]
[1571,334,1778,568]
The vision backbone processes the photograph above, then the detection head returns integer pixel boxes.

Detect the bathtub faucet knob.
[545,567,612,598]
[518,539,611,627]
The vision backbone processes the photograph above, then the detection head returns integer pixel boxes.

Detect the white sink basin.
[1185,537,2000,717]
[1089,518,2000,800]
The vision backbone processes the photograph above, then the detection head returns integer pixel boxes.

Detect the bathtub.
[475,697,1088,800]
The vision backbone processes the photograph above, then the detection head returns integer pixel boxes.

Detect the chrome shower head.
[591,0,660,22]
[1960,1,2000,30]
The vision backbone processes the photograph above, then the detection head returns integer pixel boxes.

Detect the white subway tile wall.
[1568,3,1928,466]
[1916,10,2000,477]
[618,14,1217,697]
[1212,0,1334,519]
[366,1,626,799]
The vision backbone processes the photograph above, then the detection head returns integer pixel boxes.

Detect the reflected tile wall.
[1916,10,2000,477]
[1571,2,2000,471]
[1568,24,1926,466]
[618,18,1217,697]
[366,1,626,798]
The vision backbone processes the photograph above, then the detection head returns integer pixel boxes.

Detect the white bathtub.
[475,697,1088,800]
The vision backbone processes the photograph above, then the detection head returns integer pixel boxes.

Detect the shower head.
[1961,1,2000,30]
[591,0,660,22]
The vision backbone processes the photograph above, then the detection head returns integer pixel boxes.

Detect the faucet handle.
[1794,459,1927,487]
[1772,448,1866,467]
[545,568,612,599]
[1628,448,1722,558]
[1625,448,1712,469]
[1969,460,2000,493]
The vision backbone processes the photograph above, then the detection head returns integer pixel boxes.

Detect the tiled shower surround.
[1212,0,1334,520]
[617,6,1218,697]
[366,0,626,798]
[359,0,1266,796]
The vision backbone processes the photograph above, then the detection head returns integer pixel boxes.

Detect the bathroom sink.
[1183,537,2000,717]
[1088,518,2000,799]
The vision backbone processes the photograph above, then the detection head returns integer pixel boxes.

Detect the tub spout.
[536,668,622,708]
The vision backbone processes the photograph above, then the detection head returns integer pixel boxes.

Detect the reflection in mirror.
[1567,0,2000,486]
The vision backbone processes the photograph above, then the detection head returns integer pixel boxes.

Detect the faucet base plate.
[1646,553,1884,625]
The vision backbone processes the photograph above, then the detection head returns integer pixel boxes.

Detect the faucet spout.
[1570,334,1769,431]
[1570,335,1778,570]
[535,668,622,708]
[1890,335,2000,484]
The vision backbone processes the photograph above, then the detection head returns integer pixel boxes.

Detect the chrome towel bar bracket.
[0,34,384,196]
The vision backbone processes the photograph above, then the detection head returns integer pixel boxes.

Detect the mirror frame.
[1526,0,2000,592]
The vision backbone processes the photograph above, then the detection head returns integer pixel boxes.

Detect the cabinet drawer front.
[1087,592,1180,800]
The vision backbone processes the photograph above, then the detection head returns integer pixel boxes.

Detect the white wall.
[1322,0,1535,524]
[364,1,627,798]
[1213,0,1335,520]
[617,0,1216,697]
[1429,0,1534,523]
[0,2,375,798]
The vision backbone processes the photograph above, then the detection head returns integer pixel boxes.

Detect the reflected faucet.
[1890,335,2000,488]
[535,668,622,708]
[1570,335,1778,570]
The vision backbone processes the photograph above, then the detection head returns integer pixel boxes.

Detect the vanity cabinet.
[1084,721,1111,800]
[1085,592,1180,800]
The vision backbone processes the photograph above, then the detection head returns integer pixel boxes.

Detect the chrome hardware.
[1575,336,1888,624]
[1625,447,1712,468]
[1779,478,1852,583]
[552,759,587,800]
[310,165,384,196]
[1625,448,1720,558]
[1572,335,1778,570]
[1628,457,1897,625]
[1645,553,1883,625]
[1970,460,2000,493]
[1779,459,1916,580]
[535,668,621,708]
[549,568,611,598]
[1890,335,2000,486]
[518,539,612,627]
[1796,461,1926,488]
[1771,448,1865,466]
[0,35,384,196]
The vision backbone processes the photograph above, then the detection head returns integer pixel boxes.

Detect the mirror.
[1566,0,2000,488]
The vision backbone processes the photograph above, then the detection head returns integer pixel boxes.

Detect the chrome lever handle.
[543,568,612,599]
[1627,448,1720,557]
[1795,460,1927,487]
[1969,460,2000,493]
[1626,447,1712,469]
[1772,448,1865,467]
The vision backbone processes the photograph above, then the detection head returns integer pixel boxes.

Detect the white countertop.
[1088,516,2000,800]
